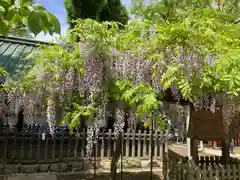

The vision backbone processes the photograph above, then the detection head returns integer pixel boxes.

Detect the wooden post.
[221,138,230,164]
[187,106,198,162]
[137,130,141,157]
[160,132,163,161]
[154,130,158,158]
[74,135,79,158]
[199,141,204,150]
[126,130,130,157]
[132,131,136,157]
[100,132,105,158]
[143,130,147,157]
[190,138,198,163]
[107,129,112,157]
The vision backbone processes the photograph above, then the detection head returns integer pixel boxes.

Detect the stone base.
[0,158,162,174]
[6,173,56,180]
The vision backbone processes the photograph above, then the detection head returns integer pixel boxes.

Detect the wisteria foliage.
[1,8,240,155]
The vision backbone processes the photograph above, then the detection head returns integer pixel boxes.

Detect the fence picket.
[149,132,152,158]
[132,132,136,157]
[226,165,231,180]
[28,134,33,160]
[67,135,71,157]
[233,164,237,180]
[126,131,130,157]
[208,165,213,180]
[52,137,56,159]
[215,166,219,180]
[201,166,207,180]
[95,134,99,157]
[20,135,25,162]
[44,134,48,160]
[3,132,8,161]
[74,135,79,158]
[220,165,225,180]
[238,163,240,179]
[160,132,163,161]
[137,130,141,157]
[100,132,105,158]
[107,129,111,157]
[154,131,158,158]
[36,134,40,162]
[59,133,64,160]
[195,167,201,180]
[11,133,17,161]
[81,129,85,157]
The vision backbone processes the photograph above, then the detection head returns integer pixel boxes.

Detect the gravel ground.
[56,171,162,180]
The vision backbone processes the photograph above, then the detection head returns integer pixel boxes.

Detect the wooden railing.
[0,128,165,164]
[163,151,240,180]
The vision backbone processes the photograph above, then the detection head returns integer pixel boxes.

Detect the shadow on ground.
[57,172,162,180]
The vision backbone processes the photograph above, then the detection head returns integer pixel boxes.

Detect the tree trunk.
[221,139,230,164]
[110,134,122,180]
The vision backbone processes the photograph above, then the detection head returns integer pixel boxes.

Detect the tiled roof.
[0,36,53,79]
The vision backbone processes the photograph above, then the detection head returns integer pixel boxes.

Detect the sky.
[35,0,132,42]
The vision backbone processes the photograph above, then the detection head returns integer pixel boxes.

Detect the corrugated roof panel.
[0,42,11,54]
[0,42,37,78]
[0,36,54,79]
[5,45,26,74]
[1,44,19,68]
[15,46,35,73]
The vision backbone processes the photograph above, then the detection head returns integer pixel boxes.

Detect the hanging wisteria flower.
[27,98,35,118]
[127,110,137,131]
[86,119,100,158]
[113,108,125,138]
[46,91,56,136]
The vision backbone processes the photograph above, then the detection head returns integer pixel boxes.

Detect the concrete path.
[170,143,240,158]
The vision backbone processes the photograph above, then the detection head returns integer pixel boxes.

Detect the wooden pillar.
[221,139,230,164]
[190,138,198,162]
[199,141,204,150]
[16,107,24,132]
[186,105,198,162]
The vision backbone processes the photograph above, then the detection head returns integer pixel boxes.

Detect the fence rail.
[0,128,165,164]
[164,154,240,180]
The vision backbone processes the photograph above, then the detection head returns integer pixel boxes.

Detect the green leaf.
[59,112,71,126]
[0,0,9,6]
[47,12,61,35]
[122,89,134,101]
[0,5,5,13]
[27,4,34,12]
[14,0,21,9]
[5,5,15,20]
[27,11,41,35]
[143,93,158,110]
[32,3,45,10]
[27,10,61,36]
[27,10,49,35]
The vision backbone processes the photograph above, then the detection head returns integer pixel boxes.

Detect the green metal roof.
[0,36,54,79]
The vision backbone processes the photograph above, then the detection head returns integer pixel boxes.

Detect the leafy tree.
[131,0,240,23]
[3,0,240,178]
[0,0,61,36]
[130,0,240,163]
[64,0,129,28]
